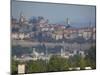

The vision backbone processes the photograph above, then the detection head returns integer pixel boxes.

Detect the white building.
[41,27,49,31]
[18,64,25,74]
[12,32,30,40]
[12,33,19,40]
[19,33,25,40]
[52,31,63,40]
[82,31,92,40]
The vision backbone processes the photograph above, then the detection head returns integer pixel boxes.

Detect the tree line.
[11,46,96,74]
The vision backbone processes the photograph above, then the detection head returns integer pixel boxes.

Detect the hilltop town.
[11,13,96,62]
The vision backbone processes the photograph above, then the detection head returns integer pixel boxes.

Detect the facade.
[12,32,30,40]
[18,64,25,74]
[52,30,63,40]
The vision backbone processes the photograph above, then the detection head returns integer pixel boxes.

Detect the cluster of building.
[11,13,96,41]
[14,47,86,62]
[13,42,93,62]
[12,13,96,62]
[52,27,96,40]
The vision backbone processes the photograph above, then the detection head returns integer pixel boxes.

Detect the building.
[52,30,63,40]
[64,28,78,39]
[78,27,96,40]
[82,31,92,40]
[12,32,19,40]
[18,64,25,74]
[19,12,28,25]
[11,32,30,40]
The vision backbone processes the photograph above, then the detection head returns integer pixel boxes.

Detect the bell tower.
[19,12,26,25]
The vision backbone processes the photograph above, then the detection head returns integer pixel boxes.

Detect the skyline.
[11,1,96,27]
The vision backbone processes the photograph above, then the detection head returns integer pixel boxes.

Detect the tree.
[68,55,81,68]
[47,55,69,72]
[11,59,19,74]
[26,60,47,73]
[12,45,32,57]
[68,54,88,70]
[79,57,87,70]
[85,46,96,69]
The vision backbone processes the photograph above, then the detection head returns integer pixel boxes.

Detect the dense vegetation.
[11,46,96,74]
[12,45,32,57]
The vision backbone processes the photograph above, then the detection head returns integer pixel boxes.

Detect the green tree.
[26,60,47,73]
[68,55,81,68]
[68,55,87,70]
[11,59,19,74]
[85,46,96,69]
[79,57,87,70]
[47,55,69,72]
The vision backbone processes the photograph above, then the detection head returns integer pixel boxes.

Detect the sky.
[11,0,96,27]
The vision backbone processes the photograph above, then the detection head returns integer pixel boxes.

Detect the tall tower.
[19,12,26,25]
[66,18,70,28]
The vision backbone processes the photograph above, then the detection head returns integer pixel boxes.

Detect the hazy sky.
[11,0,96,27]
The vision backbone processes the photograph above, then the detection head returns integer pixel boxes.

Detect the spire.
[66,17,71,28]
[19,12,27,25]
[66,18,70,25]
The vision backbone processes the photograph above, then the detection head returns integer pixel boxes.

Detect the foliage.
[11,59,19,74]
[26,60,47,73]
[11,46,96,73]
[12,45,32,57]
[85,46,96,69]
[47,55,69,72]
